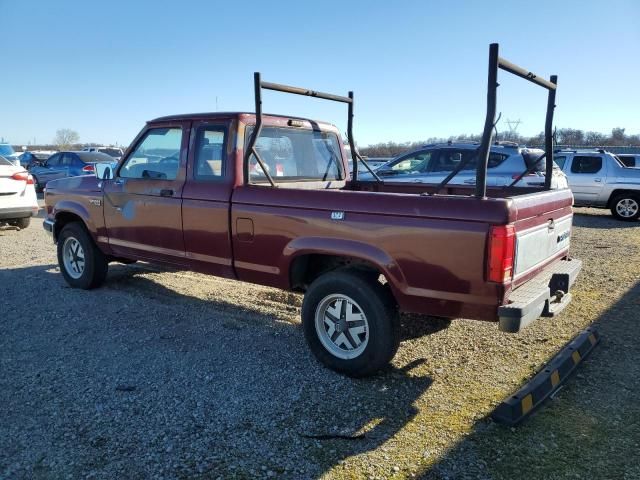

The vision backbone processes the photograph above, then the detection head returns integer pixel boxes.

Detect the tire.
[302,269,400,377]
[9,217,30,229]
[57,222,108,289]
[610,194,640,221]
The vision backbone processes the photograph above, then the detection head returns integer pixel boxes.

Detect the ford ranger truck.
[43,44,581,376]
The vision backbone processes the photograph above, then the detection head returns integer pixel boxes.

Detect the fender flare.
[53,201,97,240]
[280,236,408,294]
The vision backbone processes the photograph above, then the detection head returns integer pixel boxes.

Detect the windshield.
[0,145,15,156]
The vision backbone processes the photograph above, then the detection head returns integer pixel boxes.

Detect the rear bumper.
[0,206,37,220]
[498,257,582,333]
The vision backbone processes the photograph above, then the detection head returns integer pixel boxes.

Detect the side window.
[46,154,61,167]
[571,156,602,174]
[554,155,567,169]
[246,126,343,182]
[194,127,226,179]
[459,151,509,171]
[61,153,77,166]
[120,127,182,180]
[388,151,432,175]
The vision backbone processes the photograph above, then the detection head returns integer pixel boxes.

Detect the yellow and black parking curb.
[491,324,601,426]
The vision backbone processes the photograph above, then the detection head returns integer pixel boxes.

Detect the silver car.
[361,142,567,188]
[554,149,640,221]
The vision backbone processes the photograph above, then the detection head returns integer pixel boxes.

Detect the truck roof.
[149,112,337,130]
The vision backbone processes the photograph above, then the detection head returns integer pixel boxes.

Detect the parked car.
[17,150,55,169]
[0,143,21,166]
[82,146,124,161]
[43,46,581,377]
[362,142,568,189]
[616,153,640,168]
[0,155,39,228]
[344,145,390,175]
[554,148,640,220]
[30,151,115,191]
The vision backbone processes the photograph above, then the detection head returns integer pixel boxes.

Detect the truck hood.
[45,174,102,194]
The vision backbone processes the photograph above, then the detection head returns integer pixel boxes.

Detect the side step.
[491,325,600,426]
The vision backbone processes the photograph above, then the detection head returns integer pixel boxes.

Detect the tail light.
[11,171,29,182]
[487,225,516,283]
[82,164,95,172]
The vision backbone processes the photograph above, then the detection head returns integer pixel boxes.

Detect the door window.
[571,156,602,174]
[119,127,183,180]
[194,127,226,179]
[384,151,432,176]
[61,153,77,166]
[46,154,61,167]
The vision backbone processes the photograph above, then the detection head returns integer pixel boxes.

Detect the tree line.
[360,127,640,158]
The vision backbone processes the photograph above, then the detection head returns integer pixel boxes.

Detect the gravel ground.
[0,207,638,479]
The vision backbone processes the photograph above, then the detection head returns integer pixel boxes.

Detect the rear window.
[0,155,13,166]
[98,148,123,158]
[571,156,602,174]
[618,155,637,168]
[246,126,344,182]
[76,152,117,163]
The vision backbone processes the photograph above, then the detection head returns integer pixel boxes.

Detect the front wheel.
[302,269,400,377]
[57,222,108,289]
[611,194,640,221]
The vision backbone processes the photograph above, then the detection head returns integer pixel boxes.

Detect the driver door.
[103,122,189,264]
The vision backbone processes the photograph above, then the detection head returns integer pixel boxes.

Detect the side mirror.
[96,162,116,180]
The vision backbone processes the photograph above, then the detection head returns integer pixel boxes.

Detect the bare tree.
[54,129,80,150]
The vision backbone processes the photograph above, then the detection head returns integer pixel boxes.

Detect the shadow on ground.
[418,280,640,480]
[572,211,639,229]
[0,262,442,478]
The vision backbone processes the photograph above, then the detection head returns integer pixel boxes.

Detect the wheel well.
[608,189,640,208]
[54,212,86,240]
[289,254,385,292]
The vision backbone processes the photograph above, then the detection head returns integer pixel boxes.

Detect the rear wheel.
[8,217,31,229]
[57,222,108,289]
[302,269,400,377]
[611,194,640,221]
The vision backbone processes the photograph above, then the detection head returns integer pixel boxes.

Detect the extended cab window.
[571,156,602,174]
[246,126,343,182]
[120,127,182,180]
[194,127,226,179]
[554,155,567,169]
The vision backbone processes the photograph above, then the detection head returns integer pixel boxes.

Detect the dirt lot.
[0,208,638,479]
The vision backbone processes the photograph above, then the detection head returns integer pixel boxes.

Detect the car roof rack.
[244,73,381,186]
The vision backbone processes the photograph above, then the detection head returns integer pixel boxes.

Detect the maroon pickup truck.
[44,44,581,376]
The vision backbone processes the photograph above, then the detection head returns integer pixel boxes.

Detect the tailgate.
[509,189,574,285]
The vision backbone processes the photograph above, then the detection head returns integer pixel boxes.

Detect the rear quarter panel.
[231,186,515,320]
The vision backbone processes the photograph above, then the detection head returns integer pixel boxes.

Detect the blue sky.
[1,0,638,147]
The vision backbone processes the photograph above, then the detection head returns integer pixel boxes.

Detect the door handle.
[594,178,602,182]
[114,178,125,186]
[463,179,476,184]
[160,189,174,197]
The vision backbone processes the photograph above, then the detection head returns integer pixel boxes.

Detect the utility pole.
[505,118,522,140]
